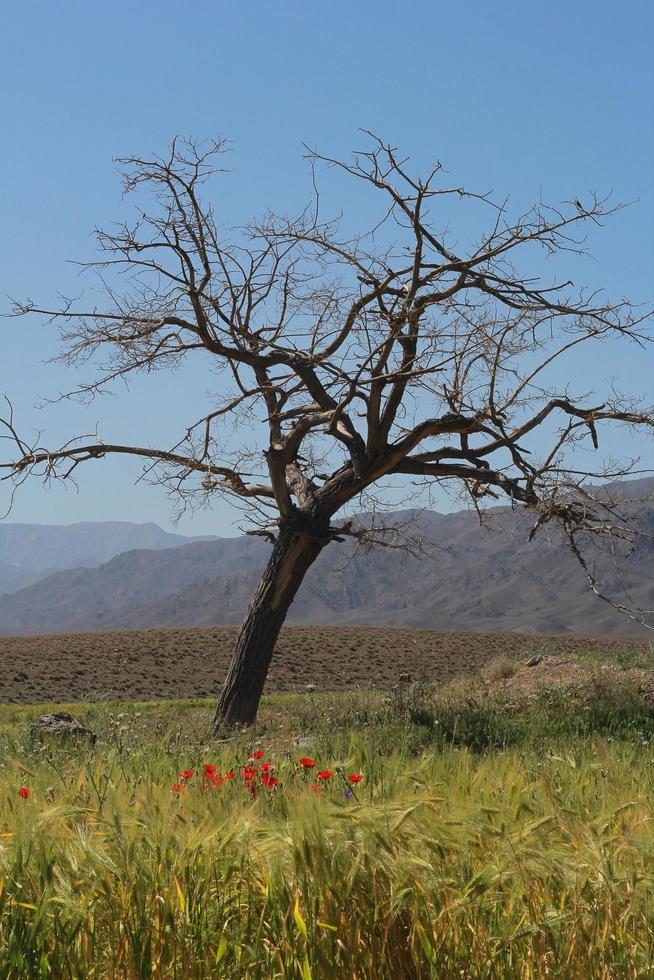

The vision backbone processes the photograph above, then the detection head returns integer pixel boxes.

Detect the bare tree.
[2,135,653,729]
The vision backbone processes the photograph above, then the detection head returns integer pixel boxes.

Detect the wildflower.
[203,764,217,775]
[249,750,265,760]
[344,790,354,800]
[224,771,236,780]
[317,770,333,780]
[180,770,195,781]
[259,762,273,772]
[17,786,30,800]
[310,784,323,793]
[347,774,363,784]
[241,766,257,780]
[299,757,315,769]
[262,774,279,789]
[170,783,183,794]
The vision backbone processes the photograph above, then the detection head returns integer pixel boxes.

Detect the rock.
[525,655,544,667]
[30,711,96,744]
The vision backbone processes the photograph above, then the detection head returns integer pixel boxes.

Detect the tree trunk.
[212,513,329,731]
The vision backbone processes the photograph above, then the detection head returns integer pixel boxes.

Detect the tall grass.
[2,691,654,977]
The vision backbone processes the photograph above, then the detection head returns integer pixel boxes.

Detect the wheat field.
[2,676,654,977]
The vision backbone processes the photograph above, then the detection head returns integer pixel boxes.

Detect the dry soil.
[0,625,650,704]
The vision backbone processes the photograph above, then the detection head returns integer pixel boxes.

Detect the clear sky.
[1,0,652,535]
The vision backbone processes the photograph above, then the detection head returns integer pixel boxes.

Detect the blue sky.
[1,0,652,535]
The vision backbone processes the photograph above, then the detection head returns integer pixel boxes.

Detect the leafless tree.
[2,135,653,729]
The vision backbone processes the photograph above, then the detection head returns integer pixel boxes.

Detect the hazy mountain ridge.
[0,563,38,594]
[0,480,652,637]
[0,521,218,593]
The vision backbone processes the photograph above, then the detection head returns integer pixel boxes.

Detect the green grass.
[572,643,654,671]
[3,673,654,977]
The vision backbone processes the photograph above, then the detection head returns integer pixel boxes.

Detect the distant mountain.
[0,479,651,637]
[0,563,38,595]
[0,521,218,594]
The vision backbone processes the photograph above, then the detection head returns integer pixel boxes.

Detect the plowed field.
[0,625,649,704]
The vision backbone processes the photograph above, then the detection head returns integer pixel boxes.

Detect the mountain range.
[0,481,652,637]
[0,521,216,594]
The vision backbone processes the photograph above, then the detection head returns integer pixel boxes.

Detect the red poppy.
[299,757,315,769]
[17,786,30,800]
[249,751,265,760]
[170,783,183,794]
[203,764,217,775]
[317,770,333,780]
[259,762,273,772]
[310,784,323,793]
[180,770,195,781]
[347,774,363,784]
[224,771,236,780]
[262,774,279,789]
[241,765,257,780]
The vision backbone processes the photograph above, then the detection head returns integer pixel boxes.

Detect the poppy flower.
[317,770,333,780]
[224,771,236,780]
[17,786,30,800]
[259,762,273,772]
[249,751,265,760]
[170,783,183,794]
[299,757,315,769]
[309,784,323,793]
[347,774,363,783]
[203,764,217,775]
[262,775,279,789]
[241,766,257,780]
[180,770,195,781]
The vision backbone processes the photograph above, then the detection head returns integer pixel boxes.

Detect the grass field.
[3,656,654,978]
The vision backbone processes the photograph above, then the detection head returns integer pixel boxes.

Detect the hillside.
[0,478,651,636]
[0,521,217,592]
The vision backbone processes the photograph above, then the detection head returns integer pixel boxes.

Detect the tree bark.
[212,512,329,731]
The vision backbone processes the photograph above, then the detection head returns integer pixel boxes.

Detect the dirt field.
[0,625,650,705]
